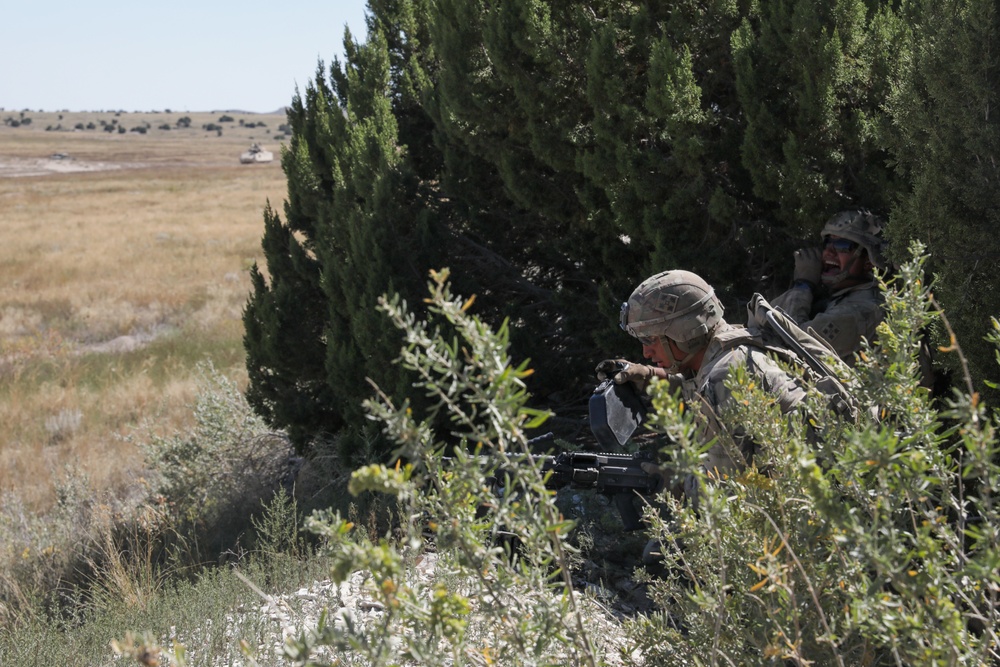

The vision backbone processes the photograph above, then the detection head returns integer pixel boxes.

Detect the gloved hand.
[793,246,823,287]
[595,359,656,391]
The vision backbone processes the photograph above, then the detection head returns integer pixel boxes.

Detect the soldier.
[595,270,809,478]
[771,209,887,365]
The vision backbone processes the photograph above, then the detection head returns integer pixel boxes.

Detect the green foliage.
[290,270,621,666]
[30,248,1000,666]
[251,0,982,463]
[244,18,452,460]
[883,0,1000,394]
[733,0,902,230]
[141,362,293,558]
[251,488,307,562]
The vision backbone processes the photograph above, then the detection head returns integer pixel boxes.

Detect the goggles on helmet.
[619,303,660,345]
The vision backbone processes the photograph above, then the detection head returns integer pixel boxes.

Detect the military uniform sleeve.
[771,286,814,323]
[695,348,810,475]
[693,350,753,476]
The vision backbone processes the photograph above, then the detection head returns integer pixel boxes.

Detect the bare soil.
[0,154,133,177]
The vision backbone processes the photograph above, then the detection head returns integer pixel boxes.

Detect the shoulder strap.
[713,322,803,366]
[747,294,861,422]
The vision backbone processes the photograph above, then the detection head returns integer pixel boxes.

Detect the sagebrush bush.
[290,269,621,667]
[294,248,999,667]
[42,247,1000,667]
[0,362,297,645]
[140,361,295,558]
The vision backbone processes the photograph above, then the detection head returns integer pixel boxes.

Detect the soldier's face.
[643,336,702,374]
[641,337,671,368]
[822,236,871,288]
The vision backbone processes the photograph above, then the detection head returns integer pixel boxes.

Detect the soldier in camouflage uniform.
[771,209,887,365]
[596,270,808,478]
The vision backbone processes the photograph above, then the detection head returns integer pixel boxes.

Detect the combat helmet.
[620,270,724,354]
[821,209,887,271]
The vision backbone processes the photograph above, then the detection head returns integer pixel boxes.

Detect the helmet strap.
[662,336,700,374]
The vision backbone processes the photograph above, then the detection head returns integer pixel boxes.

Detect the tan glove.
[793,246,823,287]
[595,359,656,391]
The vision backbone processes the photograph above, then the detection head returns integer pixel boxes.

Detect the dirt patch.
[0,155,142,178]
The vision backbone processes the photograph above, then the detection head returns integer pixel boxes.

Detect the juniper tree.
[244,24,446,458]
[883,0,1000,392]
[731,0,904,262]
[245,0,1000,461]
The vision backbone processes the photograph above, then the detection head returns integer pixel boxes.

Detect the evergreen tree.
[732,0,903,269]
[247,0,1000,459]
[884,0,1000,390]
[427,0,616,361]
[243,202,336,447]
[244,23,446,457]
[579,1,757,307]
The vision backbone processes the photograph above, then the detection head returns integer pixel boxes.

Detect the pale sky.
[1,1,369,113]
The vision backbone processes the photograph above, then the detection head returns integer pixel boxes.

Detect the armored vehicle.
[240,143,273,164]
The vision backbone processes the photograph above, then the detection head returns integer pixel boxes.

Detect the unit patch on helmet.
[652,292,679,316]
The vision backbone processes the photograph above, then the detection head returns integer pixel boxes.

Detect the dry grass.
[0,112,288,510]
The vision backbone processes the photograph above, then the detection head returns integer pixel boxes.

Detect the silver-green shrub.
[142,361,294,547]
[290,269,620,667]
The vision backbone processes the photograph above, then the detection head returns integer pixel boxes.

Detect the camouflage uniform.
[771,279,883,364]
[679,322,808,476]
[601,271,816,563]
[772,209,887,365]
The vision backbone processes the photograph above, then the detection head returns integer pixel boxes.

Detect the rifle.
[477,432,660,531]
[448,382,658,533]
[536,445,662,531]
[445,445,661,533]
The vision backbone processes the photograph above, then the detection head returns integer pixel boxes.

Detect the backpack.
[716,294,863,423]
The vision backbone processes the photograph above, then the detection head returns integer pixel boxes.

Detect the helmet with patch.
[821,209,887,270]
[620,270,725,353]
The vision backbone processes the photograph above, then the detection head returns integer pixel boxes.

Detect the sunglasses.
[823,237,859,253]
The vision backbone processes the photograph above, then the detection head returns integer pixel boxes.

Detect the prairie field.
[0,110,288,510]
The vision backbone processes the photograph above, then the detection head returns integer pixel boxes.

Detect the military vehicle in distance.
[240,143,274,164]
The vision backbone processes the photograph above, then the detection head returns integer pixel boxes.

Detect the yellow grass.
[0,112,288,510]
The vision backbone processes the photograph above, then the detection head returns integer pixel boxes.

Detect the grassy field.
[0,110,289,510]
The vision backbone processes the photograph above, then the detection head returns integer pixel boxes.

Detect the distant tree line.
[30,113,281,135]
[243,0,1000,461]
